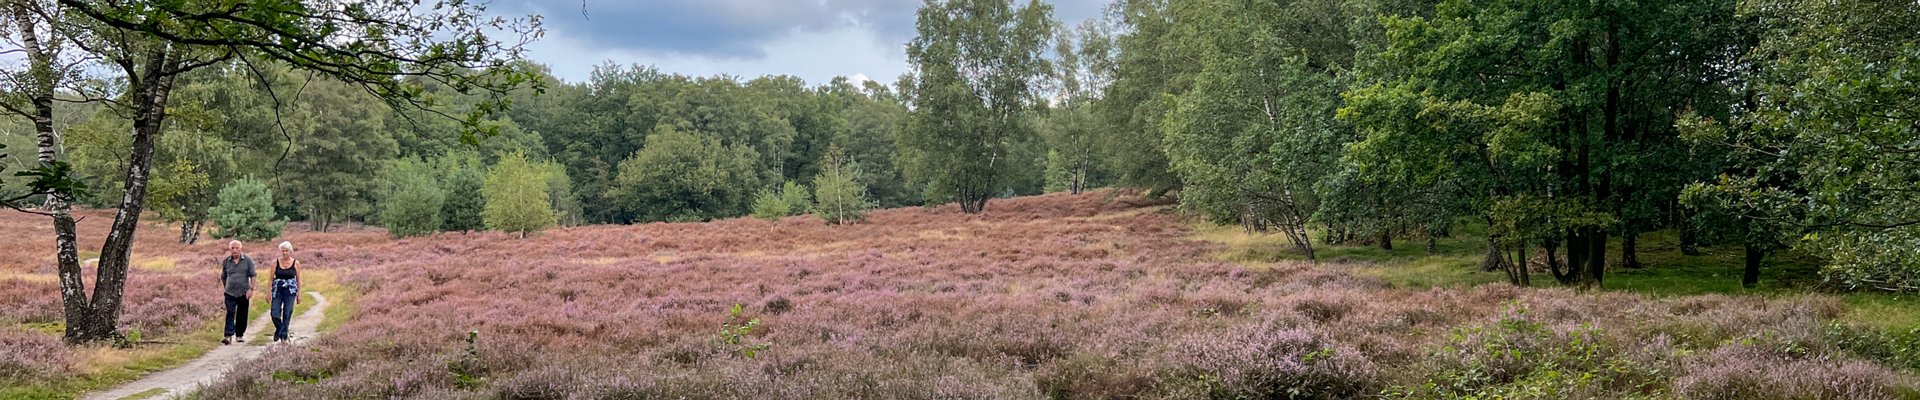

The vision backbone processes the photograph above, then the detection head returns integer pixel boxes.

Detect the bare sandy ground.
[82,292,329,400]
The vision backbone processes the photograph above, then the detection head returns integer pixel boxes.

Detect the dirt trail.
[83,292,329,400]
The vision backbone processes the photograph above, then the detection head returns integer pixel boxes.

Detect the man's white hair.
[278,241,294,252]
[228,240,242,247]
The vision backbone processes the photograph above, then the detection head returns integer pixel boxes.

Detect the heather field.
[4,192,1919,399]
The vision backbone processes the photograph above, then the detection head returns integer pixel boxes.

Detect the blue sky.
[495,0,1110,86]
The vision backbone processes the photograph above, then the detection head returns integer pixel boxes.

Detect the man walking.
[220,240,256,344]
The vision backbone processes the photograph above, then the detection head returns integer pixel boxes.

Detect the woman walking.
[269,241,303,343]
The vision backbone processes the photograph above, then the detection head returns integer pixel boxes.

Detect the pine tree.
[813,147,870,225]
[208,177,286,241]
[750,188,790,221]
[438,154,487,233]
[780,180,812,215]
[379,158,445,238]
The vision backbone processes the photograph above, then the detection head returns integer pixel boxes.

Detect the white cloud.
[530,22,907,86]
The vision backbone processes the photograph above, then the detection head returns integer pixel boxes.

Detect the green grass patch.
[118,387,169,400]
[304,269,359,333]
[1193,222,1502,288]
[1193,221,1920,336]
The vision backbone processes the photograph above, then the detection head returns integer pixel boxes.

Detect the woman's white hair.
[278,241,295,252]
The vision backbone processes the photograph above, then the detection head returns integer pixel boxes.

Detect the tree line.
[1086,0,1919,293]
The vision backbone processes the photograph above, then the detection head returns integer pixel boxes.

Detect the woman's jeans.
[270,279,298,341]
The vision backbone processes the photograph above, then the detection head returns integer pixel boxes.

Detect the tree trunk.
[1544,238,1573,284]
[1591,15,1620,290]
[1515,243,1531,287]
[1678,213,1701,256]
[1425,233,1438,254]
[1621,227,1642,269]
[1379,229,1393,251]
[1584,227,1607,289]
[71,47,181,344]
[178,220,196,244]
[1482,236,1506,273]
[1562,232,1587,285]
[9,2,104,344]
[1742,243,1764,289]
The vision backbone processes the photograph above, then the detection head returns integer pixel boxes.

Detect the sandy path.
[83,292,330,400]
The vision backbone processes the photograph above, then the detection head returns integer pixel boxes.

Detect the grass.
[296,269,357,333]
[1195,221,1920,334]
[117,387,167,400]
[1193,222,1503,288]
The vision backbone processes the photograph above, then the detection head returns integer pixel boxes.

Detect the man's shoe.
[221,336,231,345]
[236,337,246,343]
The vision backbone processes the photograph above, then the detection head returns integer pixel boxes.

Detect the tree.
[1681,0,1920,292]
[483,152,554,238]
[750,188,790,221]
[612,127,761,222]
[1343,0,1745,287]
[1040,21,1112,194]
[437,153,487,233]
[1094,0,1189,195]
[378,158,445,238]
[277,79,400,232]
[900,0,1053,213]
[1161,0,1358,262]
[208,177,285,241]
[828,78,918,208]
[781,180,812,216]
[813,147,871,225]
[4,0,538,343]
[538,159,583,226]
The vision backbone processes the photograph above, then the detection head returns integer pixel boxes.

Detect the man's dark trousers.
[224,294,248,337]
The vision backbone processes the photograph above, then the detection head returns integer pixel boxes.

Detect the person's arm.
[294,261,303,305]
[247,257,258,297]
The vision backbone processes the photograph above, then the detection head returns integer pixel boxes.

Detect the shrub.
[711,304,770,359]
[208,176,285,240]
[1390,305,1666,399]
[780,180,812,215]
[1675,344,1919,400]
[1163,326,1380,399]
[437,153,486,233]
[482,151,555,238]
[0,328,69,381]
[1826,324,1920,374]
[812,147,869,224]
[750,188,791,221]
[612,127,761,222]
[379,158,445,238]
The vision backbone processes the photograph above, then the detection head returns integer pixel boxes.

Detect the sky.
[493,0,1111,86]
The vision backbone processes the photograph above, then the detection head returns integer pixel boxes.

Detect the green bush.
[611,127,761,222]
[483,152,555,238]
[813,147,870,225]
[208,177,285,241]
[780,180,811,215]
[750,188,789,221]
[1388,305,1666,399]
[379,158,445,238]
[437,153,487,233]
